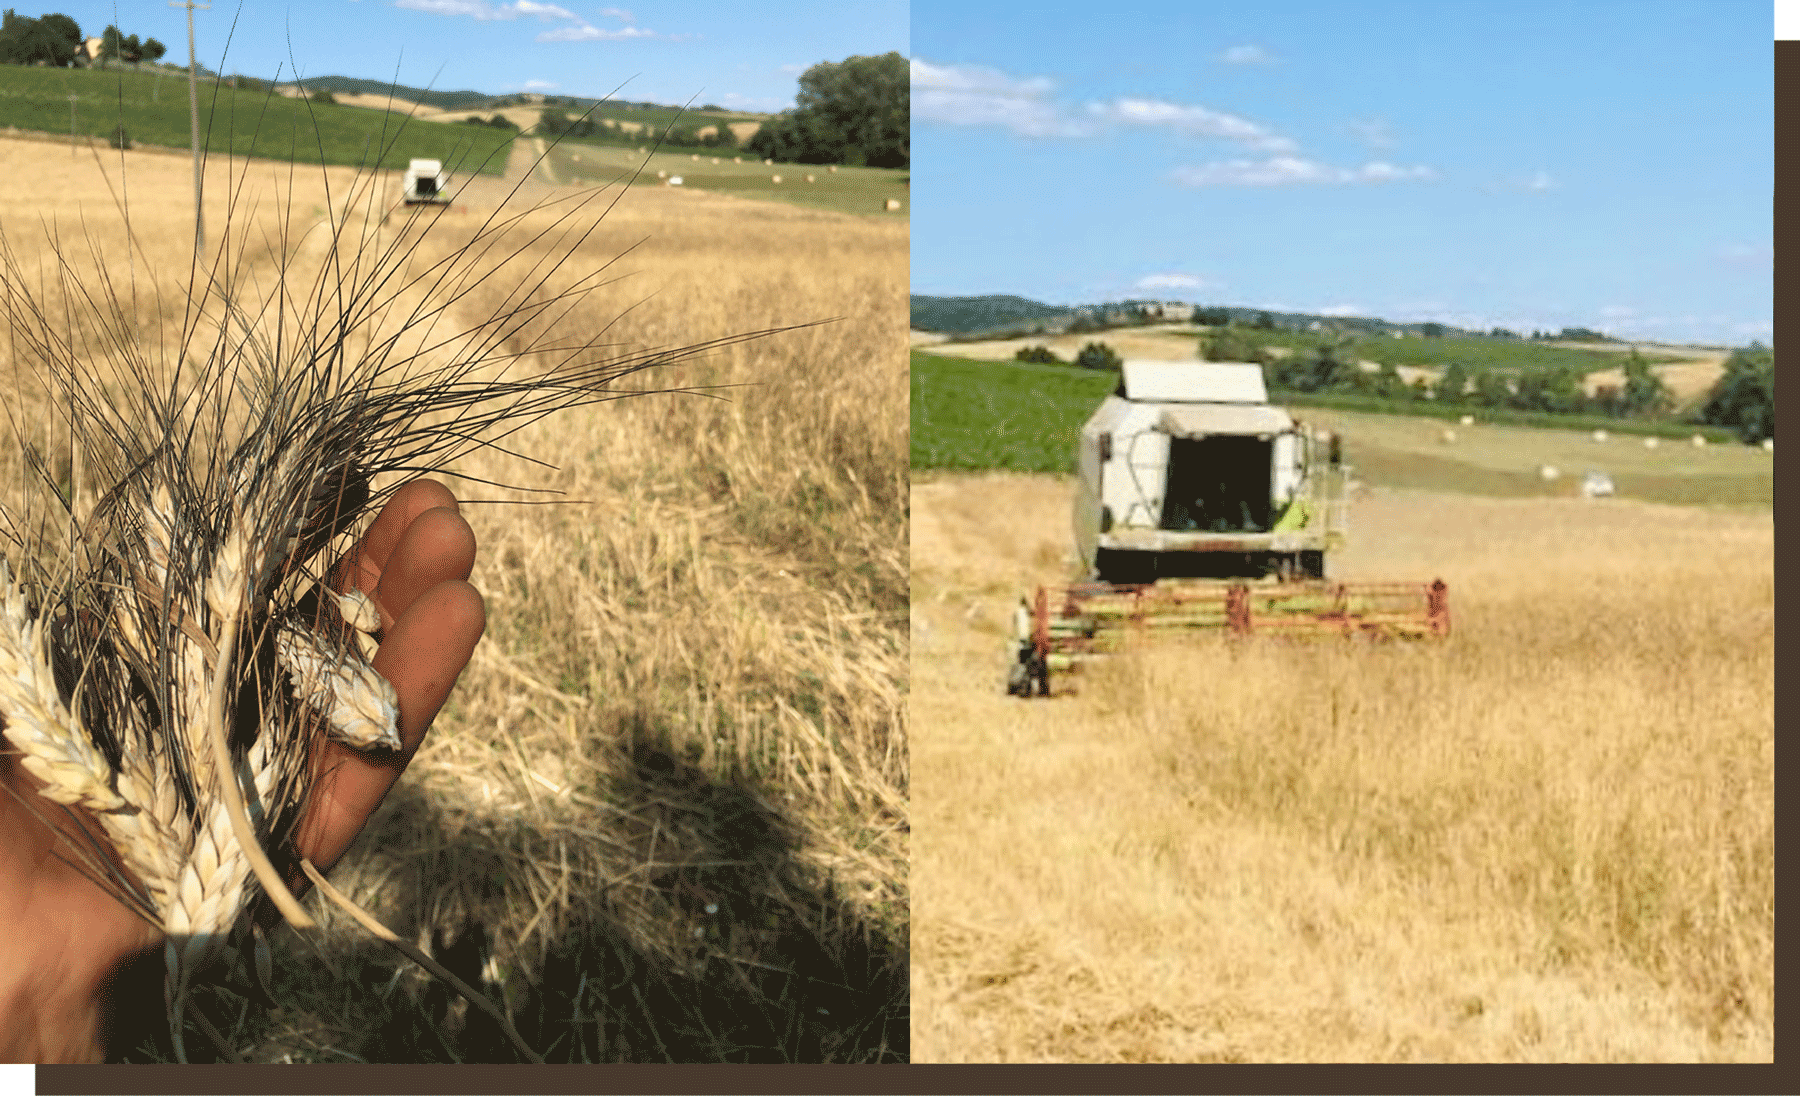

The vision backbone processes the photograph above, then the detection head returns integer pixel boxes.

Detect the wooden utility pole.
[170,0,210,257]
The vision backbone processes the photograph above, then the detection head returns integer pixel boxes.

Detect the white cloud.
[1526,170,1556,191]
[1170,156,1435,187]
[539,24,656,41]
[1315,304,1366,317]
[399,0,657,40]
[522,78,557,90]
[1132,272,1216,292]
[913,59,1299,148]
[1220,45,1274,65]
[513,0,577,17]
[398,0,571,19]
[911,58,1085,138]
[1086,97,1294,152]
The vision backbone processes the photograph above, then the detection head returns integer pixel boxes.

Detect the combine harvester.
[1008,360,1449,697]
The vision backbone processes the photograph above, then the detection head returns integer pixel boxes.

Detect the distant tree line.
[746,52,907,168]
[1193,328,1770,428]
[0,11,164,67]
[536,108,738,151]
[464,113,520,132]
[1013,342,1122,371]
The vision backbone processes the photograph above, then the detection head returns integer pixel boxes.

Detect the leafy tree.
[1472,368,1511,407]
[140,37,165,63]
[1192,306,1230,327]
[1014,345,1062,364]
[1076,341,1123,371]
[1369,360,1408,400]
[0,9,81,67]
[1268,340,1362,394]
[1200,326,1267,364]
[1700,342,1773,442]
[536,108,571,137]
[1436,361,1468,402]
[1421,322,1445,338]
[749,52,906,167]
[1620,349,1671,417]
[1252,311,1276,331]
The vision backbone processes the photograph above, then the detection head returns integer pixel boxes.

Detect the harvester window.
[1160,435,1274,532]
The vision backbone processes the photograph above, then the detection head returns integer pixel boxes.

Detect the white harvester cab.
[402,159,450,206]
[1074,360,1348,583]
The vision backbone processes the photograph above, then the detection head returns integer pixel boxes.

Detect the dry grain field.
[912,468,1771,1062]
[0,116,906,1061]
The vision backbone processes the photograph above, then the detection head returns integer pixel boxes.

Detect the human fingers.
[293,578,485,874]
[337,479,461,606]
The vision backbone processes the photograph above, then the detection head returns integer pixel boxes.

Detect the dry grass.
[0,131,907,1062]
[912,471,1770,1062]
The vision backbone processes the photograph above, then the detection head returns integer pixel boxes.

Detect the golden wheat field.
[911,471,1771,1062]
[0,133,907,1061]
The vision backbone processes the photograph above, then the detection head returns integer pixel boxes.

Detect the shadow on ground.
[104,726,908,1063]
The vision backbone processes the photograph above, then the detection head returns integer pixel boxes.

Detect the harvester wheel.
[1006,660,1030,697]
[1300,550,1326,579]
[1007,643,1048,697]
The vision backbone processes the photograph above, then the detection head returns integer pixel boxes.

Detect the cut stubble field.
[0,133,907,1061]
[911,471,1770,1062]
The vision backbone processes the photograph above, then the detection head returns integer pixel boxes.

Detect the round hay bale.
[772,174,782,184]
[1592,429,1608,442]
[884,198,900,211]
[1763,438,1775,452]
[764,158,773,165]
[1460,414,1475,426]
[1691,434,1706,447]
[733,156,742,163]
[656,169,667,179]
[1440,428,1457,444]
[829,165,838,173]
[691,154,699,161]
[804,173,815,183]
[1539,464,1559,481]
[1643,436,1658,449]
[711,157,720,164]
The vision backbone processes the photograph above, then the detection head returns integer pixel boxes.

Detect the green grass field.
[539,139,908,218]
[0,65,512,173]
[912,352,1773,506]
[911,351,1114,471]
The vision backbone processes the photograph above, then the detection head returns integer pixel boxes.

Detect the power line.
[169,0,211,258]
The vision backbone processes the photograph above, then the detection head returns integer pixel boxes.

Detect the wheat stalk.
[0,98,790,1060]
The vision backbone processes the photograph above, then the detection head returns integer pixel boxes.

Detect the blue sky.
[48,1,904,113]
[912,0,1771,346]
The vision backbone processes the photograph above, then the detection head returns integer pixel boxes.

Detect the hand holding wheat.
[0,479,483,1063]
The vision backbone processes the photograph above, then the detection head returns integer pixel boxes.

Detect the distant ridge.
[911,294,1069,335]
[286,75,492,111]
[910,292,1629,344]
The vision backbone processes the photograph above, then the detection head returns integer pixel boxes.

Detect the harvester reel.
[1009,577,1449,697]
